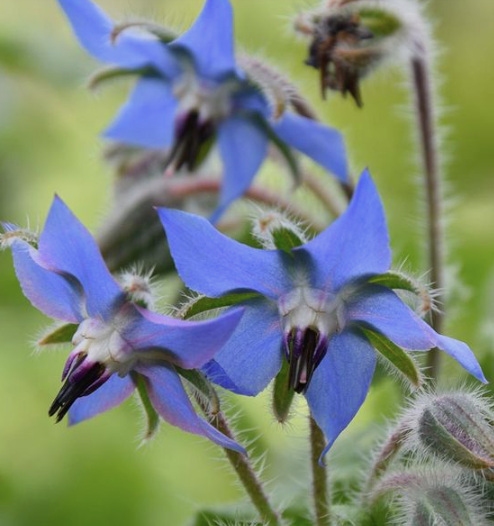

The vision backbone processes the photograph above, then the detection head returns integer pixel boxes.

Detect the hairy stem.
[196,393,284,526]
[302,171,344,218]
[310,416,331,526]
[362,423,408,497]
[168,178,327,232]
[410,50,445,381]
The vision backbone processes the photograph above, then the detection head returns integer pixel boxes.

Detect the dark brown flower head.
[304,12,377,106]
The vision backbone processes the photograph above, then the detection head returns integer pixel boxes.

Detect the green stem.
[309,416,331,526]
[195,393,284,526]
[410,49,445,381]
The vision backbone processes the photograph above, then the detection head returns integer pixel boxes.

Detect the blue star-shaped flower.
[2,198,244,452]
[57,0,348,220]
[157,170,486,457]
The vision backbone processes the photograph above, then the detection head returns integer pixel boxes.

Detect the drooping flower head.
[2,198,244,452]
[57,0,348,220]
[158,170,486,457]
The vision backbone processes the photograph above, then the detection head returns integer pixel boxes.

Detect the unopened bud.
[119,268,156,309]
[404,391,494,470]
[371,467,488,526]
[251,210,307,252]
[412,486,477,526]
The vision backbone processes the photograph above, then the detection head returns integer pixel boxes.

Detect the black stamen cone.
[287,328,321,394]
[49,359,106,423]
[164,111,216,173]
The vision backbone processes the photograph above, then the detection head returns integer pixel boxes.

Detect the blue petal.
[213,116,269,222]
[170,0,237,79]
[305,329,376,459]
[121,305,244,369]
[8,239,83,323]
[297,170,391,291]
[157,208,292,299]
[57,0,179,76]
[272,113,348,182]
[68,374,135,425]
[104,76,178,149]
[137,363,245,453]
[38,196,124,319]
[204,299,283,396]
[347,284,486,383]
[434,335,486,383]
[346,284,435,350]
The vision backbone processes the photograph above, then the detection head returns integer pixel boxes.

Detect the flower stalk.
[310,416,331,526]
[410,45,445,381]
[195,392,284,526]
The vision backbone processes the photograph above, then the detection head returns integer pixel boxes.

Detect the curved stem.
[167,178,327,231]
[195,392,284,526]
[362,423,408,497]
[309,416,331,526]
[302,171,344,218]
[410,50,445,381]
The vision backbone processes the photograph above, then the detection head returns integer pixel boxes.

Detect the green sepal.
[369,270,422,294]
[176,367,221,416]
[413,488,475,526]
[272,359,296,423]
[38,324,78,346]
[134,373,160,442]
[272,227,304,254]
[369,271,433,313]
[88,66,153,91]
[111,21,177,45]
[359,8,402,39]
[182,293,260,320]
[361,328,423,388]
[248,113,301,186]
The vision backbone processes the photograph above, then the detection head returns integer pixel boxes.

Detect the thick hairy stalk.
[310,416,331,526]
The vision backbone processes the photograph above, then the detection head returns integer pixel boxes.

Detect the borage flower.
[158,171,486,457]
[57,0,348,220]
[2,198,244,452]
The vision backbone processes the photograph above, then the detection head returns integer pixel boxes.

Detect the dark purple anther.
[49,353,109,423]
[285,327,328,394]
[165,110,216,172]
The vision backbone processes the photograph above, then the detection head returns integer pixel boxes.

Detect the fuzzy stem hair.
[194,392,285,526]
[309,416,332,526]
[410,41,445,381]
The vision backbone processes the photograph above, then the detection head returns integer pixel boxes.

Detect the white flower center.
[173,68,240,123]
[278,286,346,337]
[71,318,134,376]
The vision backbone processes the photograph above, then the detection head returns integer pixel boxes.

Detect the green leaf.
[361,328,423,388]
[272,227,304,254]
[38,324,78,346]
[272,359,296,423]
[176,368,221,416]
[134,374,160,442]
[182,293,260,320]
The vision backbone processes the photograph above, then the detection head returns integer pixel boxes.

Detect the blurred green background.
[1,0,493,524]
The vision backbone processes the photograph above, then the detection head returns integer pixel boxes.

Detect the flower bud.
[119,268,157,309]
[294,0,426,105]
[251,209,307,251]
[371,467,488,526]
[404,391,494,470]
